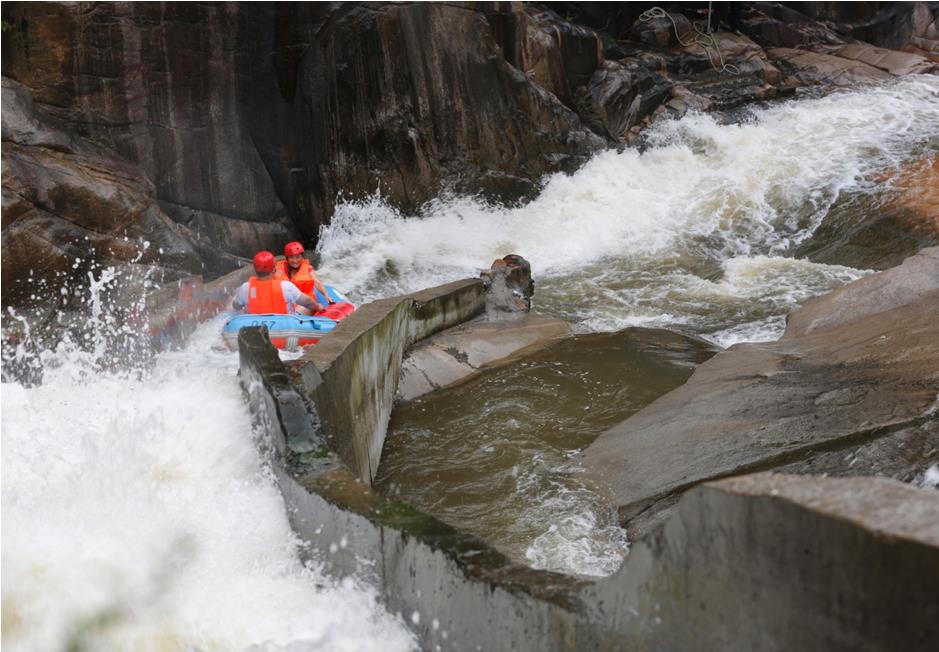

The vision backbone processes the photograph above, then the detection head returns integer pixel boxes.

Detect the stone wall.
[584,472,939,652]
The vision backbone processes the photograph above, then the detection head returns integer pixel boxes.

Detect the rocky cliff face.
[2,2,937,309]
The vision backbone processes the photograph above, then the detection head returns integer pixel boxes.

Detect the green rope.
[638,6,741,75]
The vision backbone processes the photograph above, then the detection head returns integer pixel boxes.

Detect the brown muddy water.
[376,329,718,576]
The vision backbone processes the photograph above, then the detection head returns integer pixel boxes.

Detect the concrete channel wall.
[237,326,610,651]
[294,278,486,484]
[145,266,250,349]
[238,324,939,652]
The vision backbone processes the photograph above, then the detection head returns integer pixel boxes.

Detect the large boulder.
[587,60,673,140]
[581,247,939,537]
[798,158,939,271]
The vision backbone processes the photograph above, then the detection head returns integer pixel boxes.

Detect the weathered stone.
[303,3,604,216]
[582,247,939,536]
[525,7,605,91]
[629,14,680,49]
[798,158,939,270]
[587,60,641,140]
[1,76,74,152]
[1,130,205,307]
[766,47,892,85]
[673,32,783,84]
[839,1,939,52]
[833,42,939,75]
[743,2,848,48]
[480,253,535,316]
[785,246,939,337]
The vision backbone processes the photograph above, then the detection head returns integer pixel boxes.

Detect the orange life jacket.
[247,277,288,314]
[275,259,316,297]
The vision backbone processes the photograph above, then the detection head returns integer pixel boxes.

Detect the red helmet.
[253,251,275,273]
[284,241,305,257]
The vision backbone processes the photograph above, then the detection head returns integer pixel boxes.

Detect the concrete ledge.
[585,473,939,651]
[294,278,486,484]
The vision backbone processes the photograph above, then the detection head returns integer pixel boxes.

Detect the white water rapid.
[317,77,939,344]
[1,311,416,651]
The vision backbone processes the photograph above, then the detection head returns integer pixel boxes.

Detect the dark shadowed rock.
[1,2,607,307]
[743,2,848,48]
[303,3,604,215]
[525,7,606,91]
[1,77,207,308]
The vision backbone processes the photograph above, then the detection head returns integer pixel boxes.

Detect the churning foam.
[317,77,939,339]
[1,316,415,651]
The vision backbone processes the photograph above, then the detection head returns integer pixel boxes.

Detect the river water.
[319,77,939,577]
[2,78,938,649]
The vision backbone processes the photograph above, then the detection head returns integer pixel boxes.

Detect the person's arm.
[296,293,324,313]
[232,284,248,311]
[284,281,324,313]
[313,274,334,304]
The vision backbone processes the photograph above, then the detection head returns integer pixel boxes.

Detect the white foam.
[317,77,939,336]
[2,315,415,651]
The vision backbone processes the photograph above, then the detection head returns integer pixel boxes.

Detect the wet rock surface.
[796,157,939,270]
[4,2,938,305]
[582,247,939,537]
